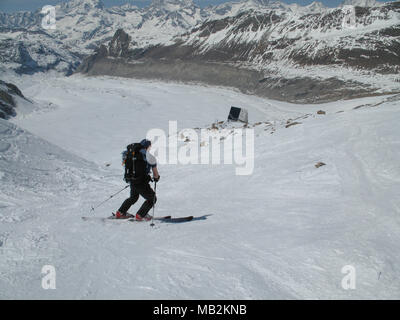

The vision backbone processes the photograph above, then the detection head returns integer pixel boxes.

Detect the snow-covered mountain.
[341,0,382,7]
[0,0,391,70]
[78,1,400,103]
[0,0,194,73]
[0,29,81,75]
[0,0,398,102]
[0,0,203,55]
[206,0,327,21]
[166,1,399,72]
[0,81,22,119]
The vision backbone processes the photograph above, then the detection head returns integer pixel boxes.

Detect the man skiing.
[115,139,160,221]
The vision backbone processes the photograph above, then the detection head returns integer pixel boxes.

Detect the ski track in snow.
[0,74,399,299]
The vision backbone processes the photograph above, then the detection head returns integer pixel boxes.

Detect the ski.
[159,216,194,223]
[128,215,172,222]
[82,215,193,223]
[129,216,193,223]
[82,216,115,222]
[81,214,171,222]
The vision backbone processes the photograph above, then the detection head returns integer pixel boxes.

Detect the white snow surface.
[1,74,400,299]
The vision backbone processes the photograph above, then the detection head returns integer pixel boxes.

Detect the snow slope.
[1,74,400,299]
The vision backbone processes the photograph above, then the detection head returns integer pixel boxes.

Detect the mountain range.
[0,0,399,102]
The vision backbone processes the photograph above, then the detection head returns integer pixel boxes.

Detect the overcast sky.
[0,0,392,13]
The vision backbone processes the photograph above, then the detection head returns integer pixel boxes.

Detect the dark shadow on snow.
[192,214,213,221]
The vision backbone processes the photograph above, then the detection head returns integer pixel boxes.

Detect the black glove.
[154,175,160,182]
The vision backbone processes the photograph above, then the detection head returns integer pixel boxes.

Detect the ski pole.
[150,181,157,227]
[90,184,129,213]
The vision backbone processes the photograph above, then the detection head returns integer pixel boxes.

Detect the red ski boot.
[135,213,152,221]
[115,211,132,219]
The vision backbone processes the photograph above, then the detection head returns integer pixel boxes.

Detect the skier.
[115,139,160,220]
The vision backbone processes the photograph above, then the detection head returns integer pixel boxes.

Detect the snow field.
[0,74,399,299]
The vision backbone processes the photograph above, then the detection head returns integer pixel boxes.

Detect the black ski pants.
[118,181,157,217]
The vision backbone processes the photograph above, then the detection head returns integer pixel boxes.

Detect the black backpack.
[123,143,147,183]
